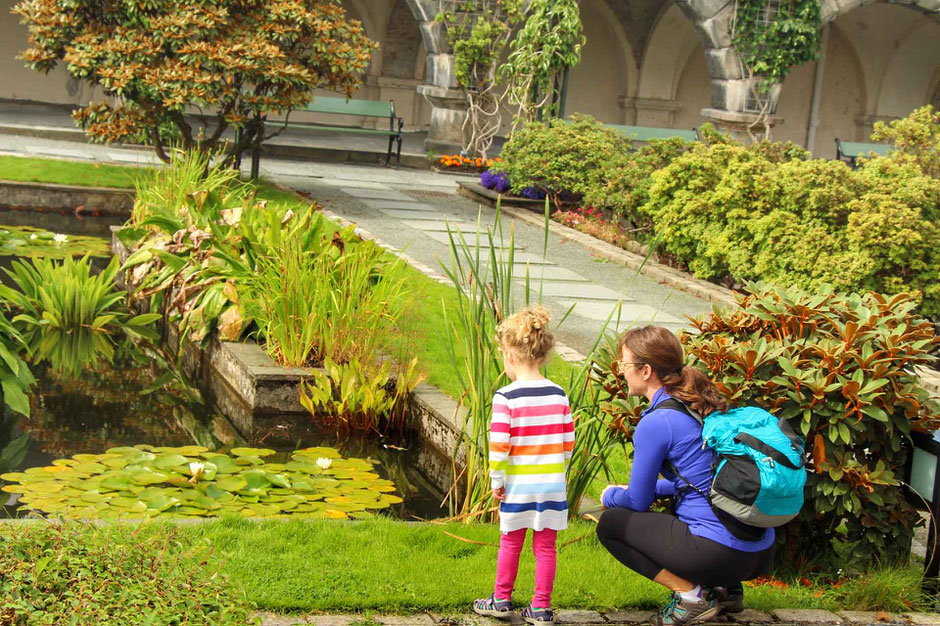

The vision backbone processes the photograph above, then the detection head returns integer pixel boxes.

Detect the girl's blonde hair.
[496,305,554,364]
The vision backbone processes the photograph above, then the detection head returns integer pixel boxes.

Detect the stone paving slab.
[535,282,631,301]
[401,219,474,233]
[507,265,589,283]
[375,615,437,625]
[729,610,774,623]
[904,613,940,625]
[554,610,607,623]
[360,199,438,210]
[839,610,905,624]
[555,299,685,325]
[24,144,94,160]
[603,611,651,623]
[381,208,447,220]
[323,179,399,191]
[771,609,843,623]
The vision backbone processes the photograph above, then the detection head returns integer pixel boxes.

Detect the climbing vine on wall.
[733,0,821,83]
[499,0,585,127]
[437,0,524,158]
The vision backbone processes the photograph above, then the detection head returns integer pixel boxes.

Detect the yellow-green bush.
[643,107,940,315]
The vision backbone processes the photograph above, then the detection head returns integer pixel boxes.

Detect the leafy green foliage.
[1,444,401,520]
[643,119,940,315]
[0,520,256,624]
[733,0,820,84]
[582,137,694,230]
[871,105,940,178]
[300,357,425,436]
[491,115,630,209]
[499,0,584,124]
[437,0,524,157]
[243,224,409,368]
[680,285,939,568]
[0,311,33,419]
[14,0,376,162]
[0,256,159,377]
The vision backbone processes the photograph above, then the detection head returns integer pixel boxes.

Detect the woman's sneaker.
[522,605,555,626]
[472,594,513,620]
[648,591,720,625]
[708,585,745,614]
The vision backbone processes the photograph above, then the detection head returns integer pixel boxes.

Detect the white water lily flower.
[316,457,332,470]
[189,461,205,483]
[29,234,38,240]
[52,233,68,244]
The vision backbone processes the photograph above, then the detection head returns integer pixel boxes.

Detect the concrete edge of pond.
[0,179,134,215]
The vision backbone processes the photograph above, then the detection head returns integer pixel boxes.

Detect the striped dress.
[489,379,575,532]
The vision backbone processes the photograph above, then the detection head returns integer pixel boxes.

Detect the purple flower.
[480,170,510,193]
[519,186,546,200]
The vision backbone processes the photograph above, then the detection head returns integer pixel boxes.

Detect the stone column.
[406,1,467,153]
[675,0,785,142]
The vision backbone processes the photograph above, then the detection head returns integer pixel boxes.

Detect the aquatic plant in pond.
[0,256,159,376]
[1,445,402,519]
[0,225,109,258]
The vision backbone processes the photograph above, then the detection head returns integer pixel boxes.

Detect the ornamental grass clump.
[687,285,939,569]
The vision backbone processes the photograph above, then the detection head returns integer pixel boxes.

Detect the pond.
[0,199,448,522]
[1,344,445,520]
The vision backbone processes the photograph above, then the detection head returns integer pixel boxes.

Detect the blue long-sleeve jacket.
[602,388,774,552]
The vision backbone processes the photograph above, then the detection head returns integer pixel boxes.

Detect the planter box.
[457,181,548,210]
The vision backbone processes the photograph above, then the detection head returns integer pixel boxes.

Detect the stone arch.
[875,21,940,117]
[820,0,940,24]
[565,0,637,123]
[382,0,424,80]
[810,23,869,157]
[637,3,700,101]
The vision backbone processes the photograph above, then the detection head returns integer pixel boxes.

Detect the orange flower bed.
[437,154,502,172]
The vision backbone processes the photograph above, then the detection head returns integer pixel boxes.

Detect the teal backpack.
[658,400,807,540]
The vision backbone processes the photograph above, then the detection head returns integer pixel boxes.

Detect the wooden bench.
[243,96,405,177]
[606,124,699,143]
[835,139,892,168]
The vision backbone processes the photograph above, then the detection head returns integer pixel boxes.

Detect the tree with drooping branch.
[13,0,376,162]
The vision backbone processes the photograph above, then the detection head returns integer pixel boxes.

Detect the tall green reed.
[440,201,628,520]
[243,225,410,368]
[132,148,249,226]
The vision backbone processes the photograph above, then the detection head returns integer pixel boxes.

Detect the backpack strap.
[648,398,709,499]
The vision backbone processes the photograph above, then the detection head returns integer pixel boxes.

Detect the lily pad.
[230,447,276,458]
[6,445,403,520]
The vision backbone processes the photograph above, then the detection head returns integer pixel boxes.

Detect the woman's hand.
[600,484,629,509]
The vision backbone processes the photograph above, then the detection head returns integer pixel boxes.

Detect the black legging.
[596,509,774,588]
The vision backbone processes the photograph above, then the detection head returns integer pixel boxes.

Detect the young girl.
[472,306,574,626]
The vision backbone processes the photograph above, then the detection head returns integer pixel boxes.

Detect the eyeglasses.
[616,361,647,375]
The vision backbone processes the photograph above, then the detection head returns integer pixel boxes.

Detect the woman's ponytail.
[618,327,729,417]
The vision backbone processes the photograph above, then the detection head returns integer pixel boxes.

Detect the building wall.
[0,0,937,154]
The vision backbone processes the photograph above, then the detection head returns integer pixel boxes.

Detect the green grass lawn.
[0,155,143,188]
[185,516,926,615]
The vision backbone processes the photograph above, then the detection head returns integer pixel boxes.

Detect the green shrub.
[643,130,940,315]
[0,520,256,624]
[871,105,939,178]
[582,137,693,231]
[682,285,939,568]
[491,114,630,208]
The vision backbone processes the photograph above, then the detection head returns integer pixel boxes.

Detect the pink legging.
[494,528,557,607]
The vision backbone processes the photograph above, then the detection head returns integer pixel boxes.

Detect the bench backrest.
[607,124,698,143]
[836,139,892,159]
[303,96,393,118]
